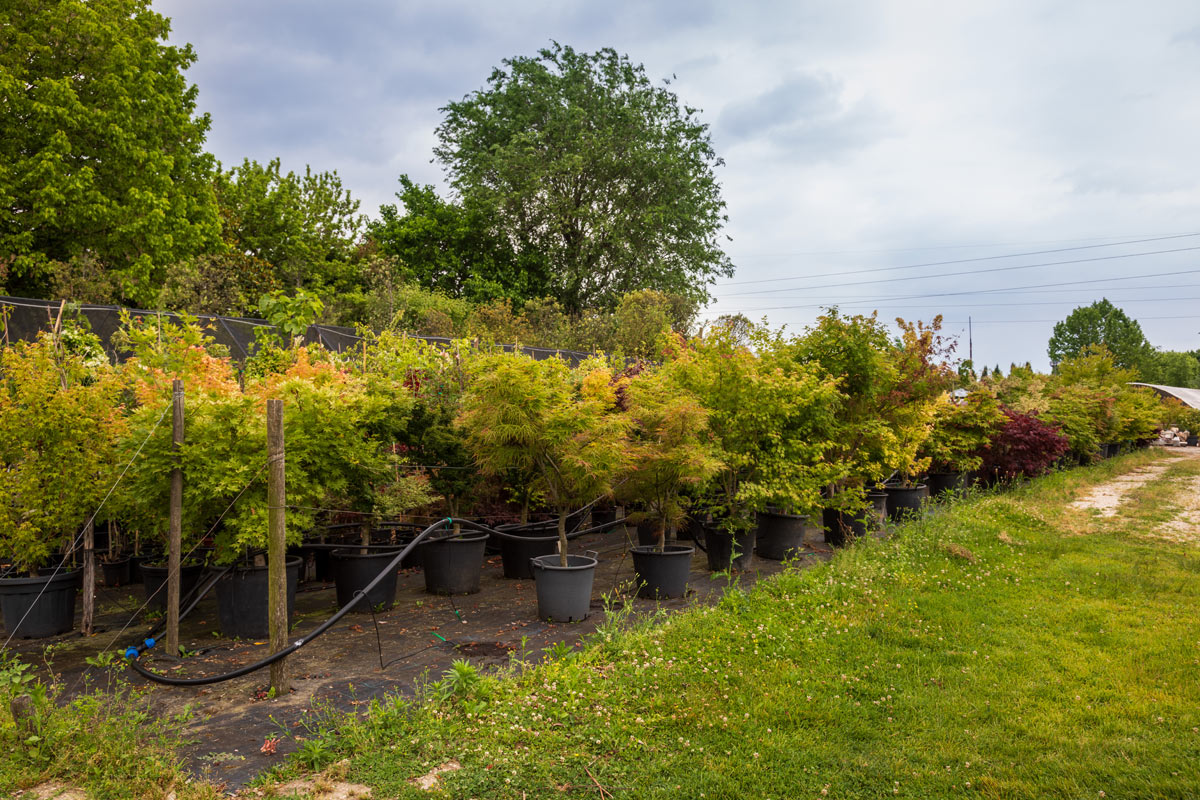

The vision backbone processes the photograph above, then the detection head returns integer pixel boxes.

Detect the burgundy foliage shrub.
[979,407,1070,480]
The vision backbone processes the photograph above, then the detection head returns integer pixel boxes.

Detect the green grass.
[0,658,220,799]
[291,452,1200,799]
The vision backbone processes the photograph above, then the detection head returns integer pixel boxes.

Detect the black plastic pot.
[822,507,868,547]
[635,520,662,547]
[331,548,400,611]
[499,532,558,580]
[631,545,693,599]
[0,570,80,638]
[926,472,967,498]
[754,510,810,560]
[530,552,597,622]
[141,563,206,613]
[884,484,929,521]
[702,524,755,571]
[214,557,301,639]
[866,491,889,529]
[591,507,618,527]
[129,552,158,585]
[100,557,131,587]
[419,532,488,595]
[1102,442,1120,458]
[676,517,696,542]
[1189,435,1199,448]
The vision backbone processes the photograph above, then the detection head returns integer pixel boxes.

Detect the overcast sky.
[158,0,1200,371]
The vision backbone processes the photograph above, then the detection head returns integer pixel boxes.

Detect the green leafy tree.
[616,365,722,549]
[921,390,1007,473]
[1141,350,1200,388]
[1047,299,1156,374]
[457,352,629,565]
[368,176,542,303]
[664,325,842,532]
[215,158,363,292]
[0,0,221,304]
[434,43,734,313]
[0,334,125,572]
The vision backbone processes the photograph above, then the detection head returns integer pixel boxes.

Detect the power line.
[719,232,1200,285]
[722,231,1198,261]
[704,295,1200,314]
[702,265,1200,315]
[719,244,1200,297]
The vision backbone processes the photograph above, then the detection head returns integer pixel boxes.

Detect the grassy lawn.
[286,451,1200,799]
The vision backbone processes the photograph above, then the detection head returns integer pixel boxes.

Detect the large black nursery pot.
[141,562,207,613]
[883,484,929,521]
[498,530,558,580]
[214,556,301,639]
[419,531,488,595]
[631,544,693,599]
[754,510,811,560]
[702,523,755,571]
[822,506,868,547]
[1188,435,1199,448]
[590,506,618,528]
[100,557,132,587]
[635,520,661,547]
[331,547,400,611]
[0,570,80,638]
[866,491,889,529]
[530,551,597,622]
[926,472,967,498]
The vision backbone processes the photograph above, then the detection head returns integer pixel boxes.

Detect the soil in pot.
[530,553,597,622]
[702,524,755,571]
[926,472,967,498]
[419,532,488,595]
[331,548,401,611]
[631,545,693,599]
[498,532,558,580]
[214,556,301,640]
[822,507,868,547]
[884,484,929,521]
[100,557,131,587]
[141,562,206,614]
[0,570,80,638]
[754,510,811,560]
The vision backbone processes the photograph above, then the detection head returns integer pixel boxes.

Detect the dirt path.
[1068,448,1197,517]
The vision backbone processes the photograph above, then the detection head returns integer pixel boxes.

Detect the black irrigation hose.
[125,513,627,687]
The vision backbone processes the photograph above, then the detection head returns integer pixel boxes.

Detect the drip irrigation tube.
[125,512,625,687]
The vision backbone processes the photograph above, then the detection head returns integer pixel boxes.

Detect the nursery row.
[0,309,1177,640]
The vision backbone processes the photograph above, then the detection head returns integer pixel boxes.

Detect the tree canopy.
[0,0,220,305]
[433,43,734,313]
[1047,299,1156,375]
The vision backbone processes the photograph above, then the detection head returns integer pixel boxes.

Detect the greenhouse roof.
[1129,383,1200,409]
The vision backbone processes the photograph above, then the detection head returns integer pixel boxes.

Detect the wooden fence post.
[166,379,184,656]
[267,398,288,694]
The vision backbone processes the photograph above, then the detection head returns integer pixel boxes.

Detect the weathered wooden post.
[81,519,95,636]
[166,379,184,655]
[267,398,289,694]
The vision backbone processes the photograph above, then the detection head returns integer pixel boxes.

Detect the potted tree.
[920,389,1007,497]
[664,325,841,567]
[458,352,629,621]
[790,311,901,544]
[0,334,124,638]
[617,364,721,598]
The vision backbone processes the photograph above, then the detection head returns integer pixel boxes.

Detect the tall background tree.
[1047,299,1156,376]
[433,43,734,313]
[0,0,221,305]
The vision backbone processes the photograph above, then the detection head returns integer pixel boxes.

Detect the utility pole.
[968,316,973,364]
[267,398,289,694]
